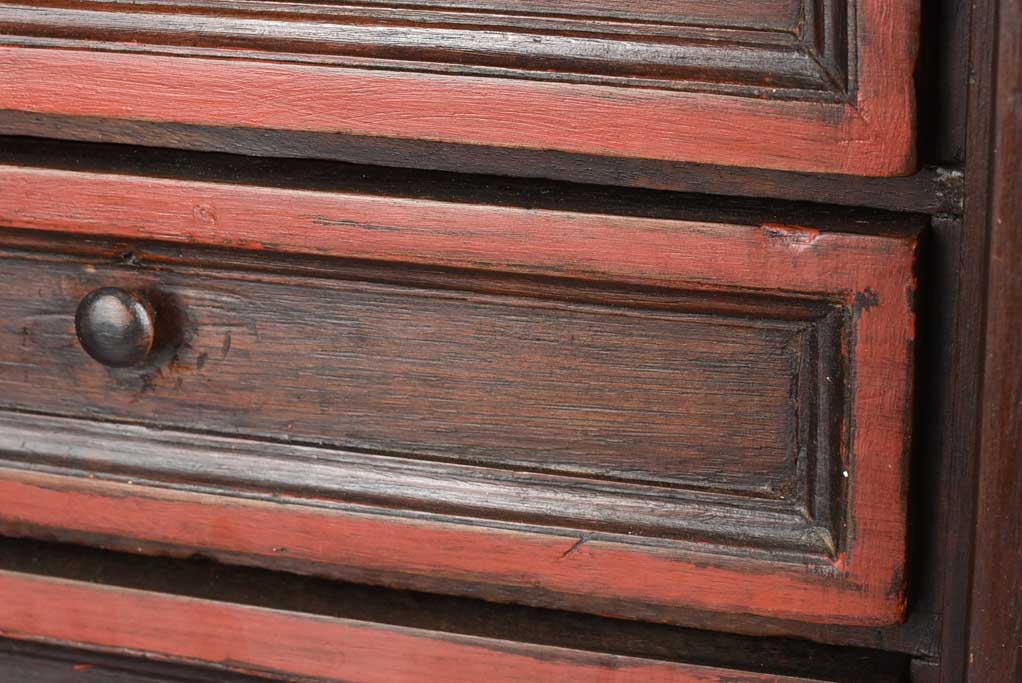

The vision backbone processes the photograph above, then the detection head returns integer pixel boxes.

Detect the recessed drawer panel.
[0,176,917,628]
[2,255,821,496]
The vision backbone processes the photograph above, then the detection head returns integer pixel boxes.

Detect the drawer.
[0,179,917,630]
[0,0,917,176]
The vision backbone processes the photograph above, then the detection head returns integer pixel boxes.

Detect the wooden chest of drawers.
[0,0,1019,680]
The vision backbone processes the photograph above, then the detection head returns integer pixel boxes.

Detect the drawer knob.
[75,288,156,368]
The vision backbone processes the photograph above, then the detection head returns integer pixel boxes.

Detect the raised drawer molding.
[0,0,917,175]
[0,165,917,628]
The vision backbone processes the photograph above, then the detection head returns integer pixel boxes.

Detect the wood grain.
[0,463,904,625]
[0,570,856,683]
[0,0,918,175]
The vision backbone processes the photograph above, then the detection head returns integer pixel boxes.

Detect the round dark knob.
[75,288,156,368]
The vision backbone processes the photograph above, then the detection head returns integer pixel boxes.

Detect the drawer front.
[0,0,916,176]
[0,172,917,627]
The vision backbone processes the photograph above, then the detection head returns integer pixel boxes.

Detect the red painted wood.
[0,570,831,683]
[0,165,917,294]
[0,0,917,177]
[0,164,917,626]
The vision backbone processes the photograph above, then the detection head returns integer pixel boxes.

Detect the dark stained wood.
[0,0,1009,675]
[269,0,803,28]
[965,0,1022,679]
[895,214,963,662]
[0,407,842,591]
[928,0,1010,678]
[0,568,905,683]
[0,232,929,654]
[0,427,932,654]
[0,137,935,232]
[910,660,940,683]
[0,0,919,176]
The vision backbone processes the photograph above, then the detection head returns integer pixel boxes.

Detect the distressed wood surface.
[0,569,883,683]
[0,0,918,175]
[0,0,1004,676]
